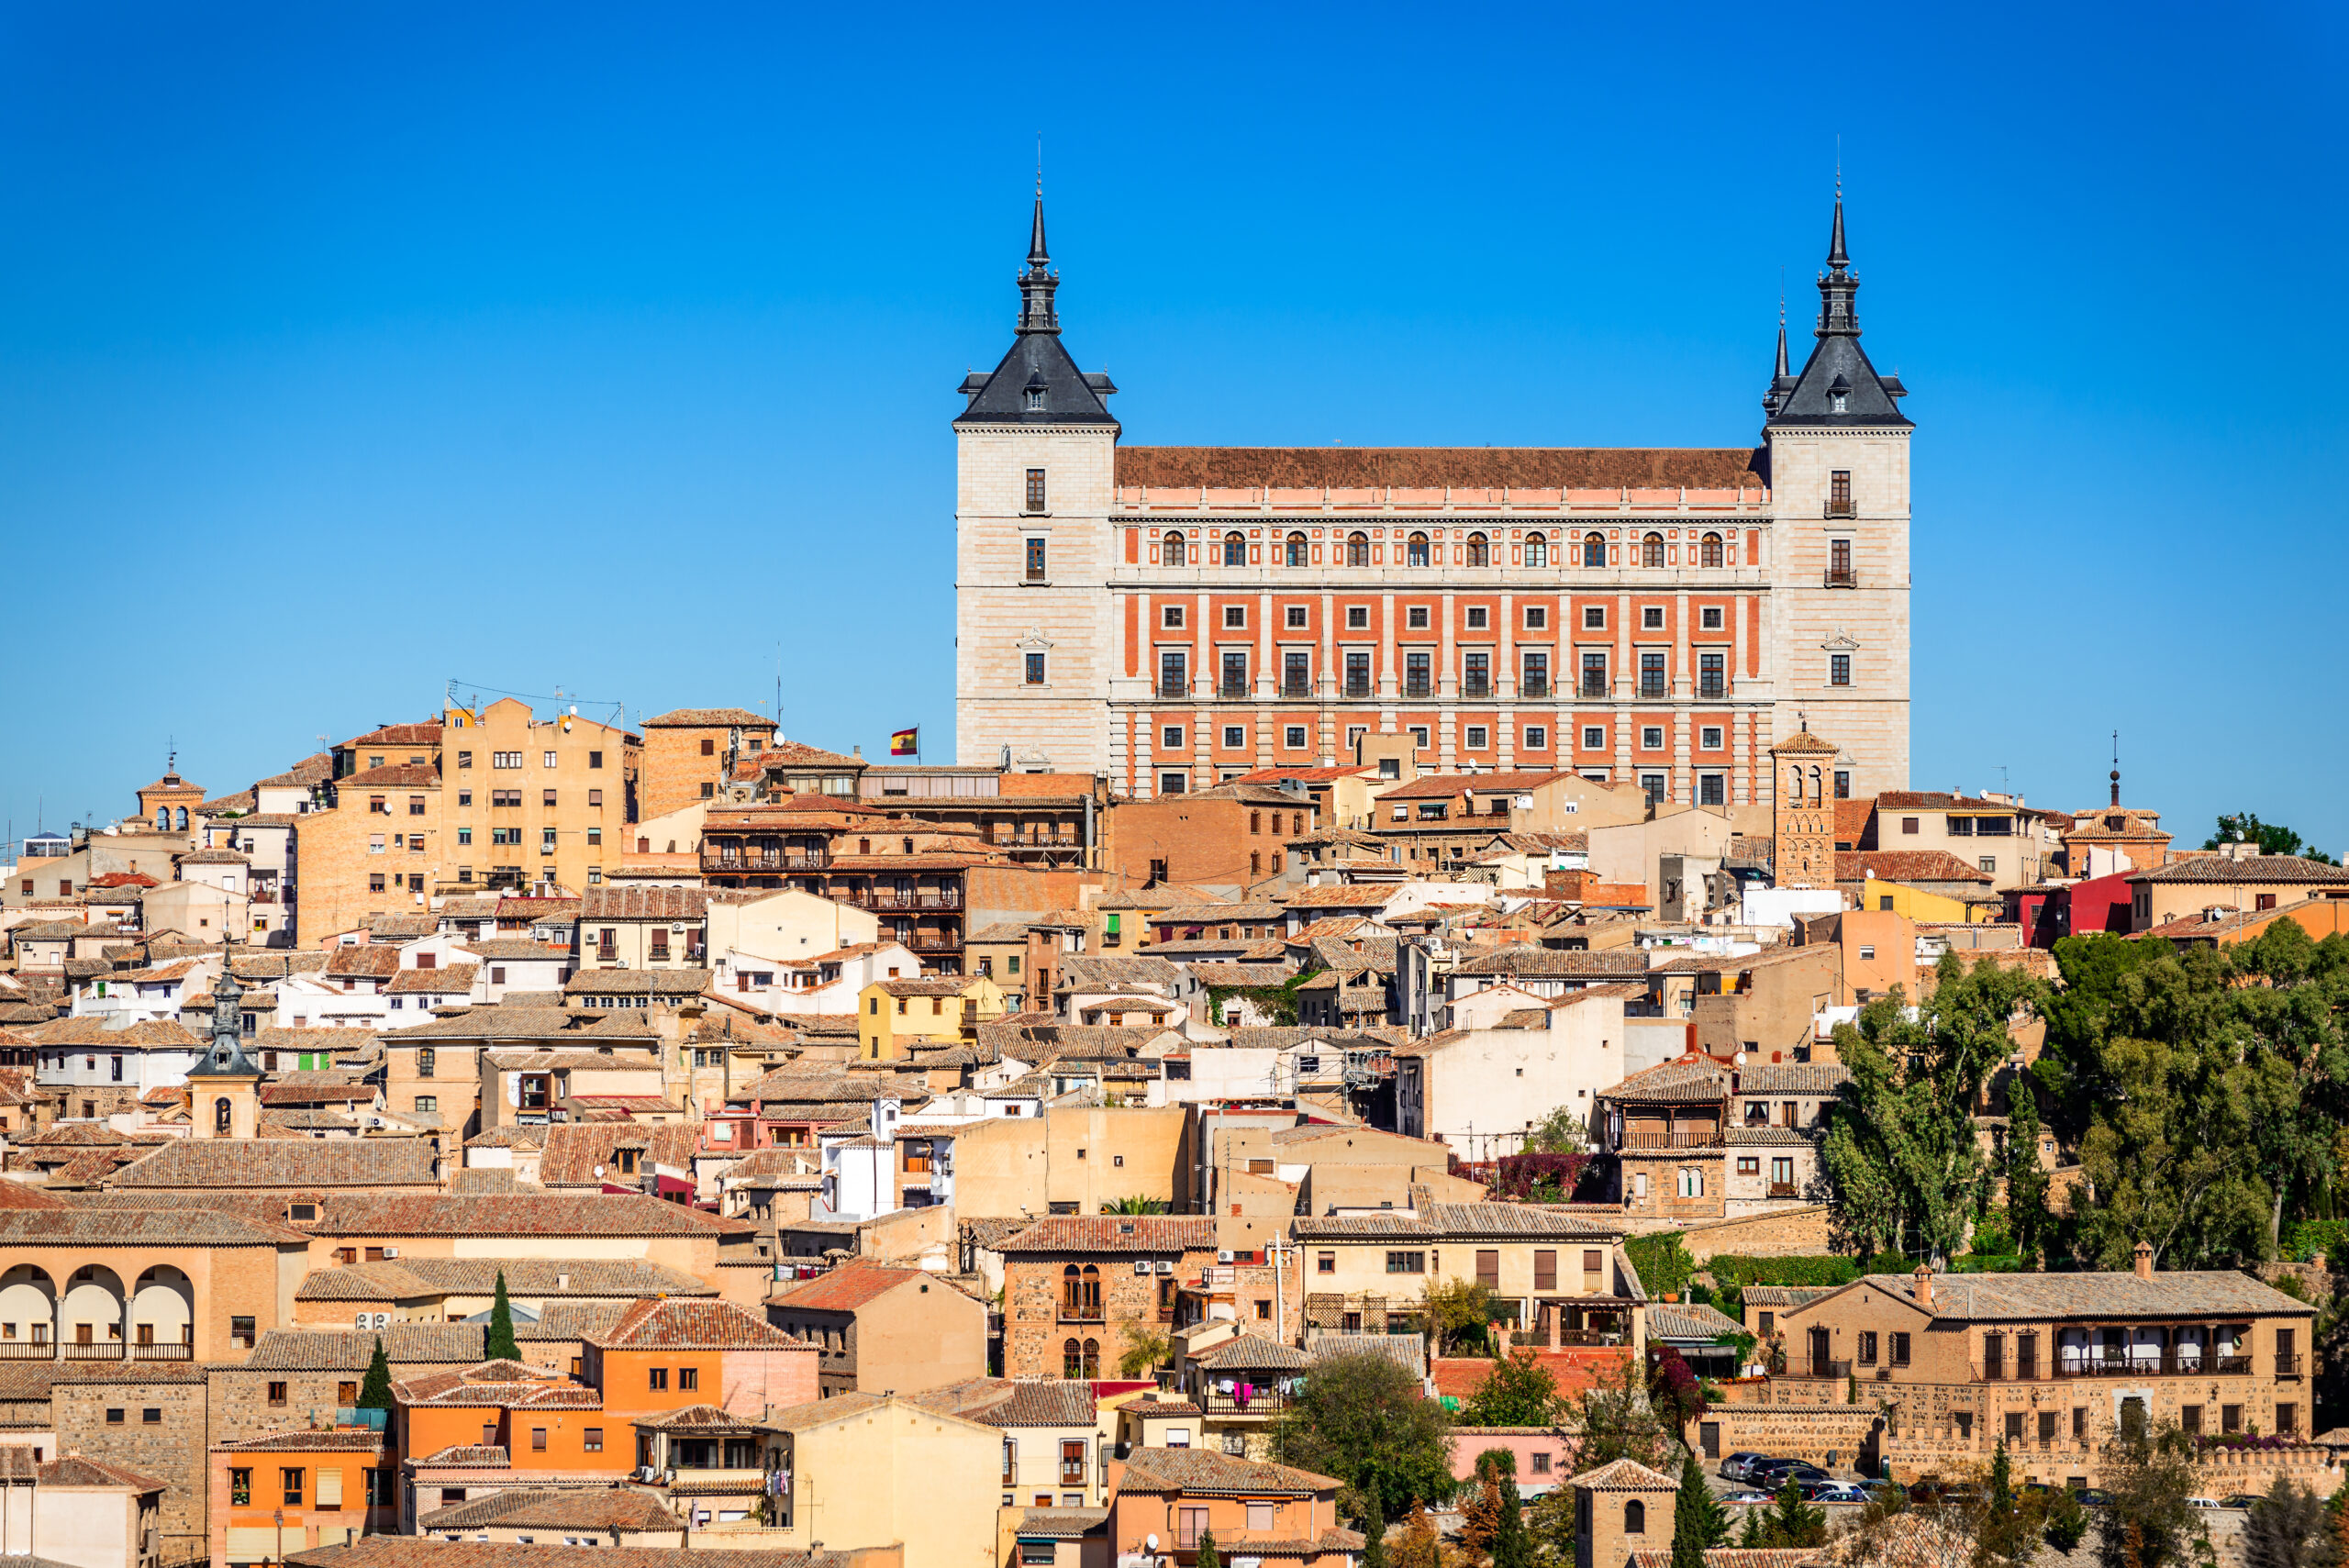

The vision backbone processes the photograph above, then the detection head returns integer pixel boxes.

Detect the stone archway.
[58,1262,127,1351]
[129,1264,195,1354]
[0,1263,56,1349]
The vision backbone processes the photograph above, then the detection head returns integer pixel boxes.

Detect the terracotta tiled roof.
[579,885,708,920]
[21,1018,202,1048]
[1647,1302,1744,1340]
[1565,1458,1676,1491]
[417,1487,683,1532]
[1836,851,1996,885]
[1375,770,1576,801]
[110,1138,437,1189]
[562,967,712,996]
[296,1257,711,1301]
[1115,447,1765,491]
[337,762,440,789]
[388,964,478,995]
[1293,1203,1620,1240]
[641,707,775,728]
[1115,1444,1343,1496]
[1194,1334,1311,1370]
[411,1444,509,1467]
[765,1261,928,1314]
[1832,1269,2315,1323]
[72,1190,751,1240]
[1600,1056,1731,1105]
[212,1430,384,1452]
[1452,944,1650,978]
[536,1122,699,1186]
[997,1216,1217,1254]
[586,1298,806,1351]
[1736,1063,1851,1095]
[2133,855,2349,885]
[288,1539,852,1568]
[324,945,404,980]
[630,1403,763,1432]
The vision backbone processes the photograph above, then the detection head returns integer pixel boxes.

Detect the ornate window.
[1642,533,1664,568]
[1222,531,1246,566]
[1346,531,1370,566]
[1701,532,1723,567]
[1406,532,1431,568]
[1583,532,1607,567]
[1163,531,1186,567]
[1465,532,1488,567]
[1285,531,1308,568]
[1063,1338,1084,1379]
[1525,533,1547,568]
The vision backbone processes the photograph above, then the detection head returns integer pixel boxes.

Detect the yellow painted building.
[856,974,1008,1060]
[1859,875,1996,924]
[296,699,641,941]
[763,1393,1000,1567]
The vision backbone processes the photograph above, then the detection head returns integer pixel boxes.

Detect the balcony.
[61,1341,124,1361]
[1791,1359,1853,1380]
[132,1341,193,1361]
[1622,1130,1720,1150]
[1343,678,1373,698]
[1281,679,1312,698]
[1462,676,1491,699]
[2054,1352,2253,1378]
[704,849,829,873]
[903,934,963,953]
[1218,681,1249,699]
[2277,1352,2303,1376]
[849,888,963,911]
[1579,678,1608,699]
[1521,676,1550,699]
[1766,1182,1798,1199]
[1059,1302,1105,1325]
[1698,679,1727,700]
[1198,1388,1291,1417]
[1825,498,1857,519]
[0,1341,55,1359]
[1639,677,1667,699]
[1824,567,1859,588]
[1159,679,1189,698]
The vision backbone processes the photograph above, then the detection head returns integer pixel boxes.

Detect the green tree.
[1567,1354,1674,1472]
[2208,813,2336,865]
[2243,1474,2330,1568]
[1195,1529,1219,1568]
[1820,957,2043,1262]
[357,1336,394,1411]
[1671,1453,1727,1567]
[1490,1473,1531,1568]
[1522,1106,1590,1154]
[1116,1318,1171,1379]
[1460,1349,1560,1427]
[1100,1195,1169,1214]
[1270,1351,1454,1522]
[1419,1278,1495,1357]
[484,1271,520,1362]
[1753,1477,1825,1550]
[1356,1485,1388,1568]
[2044,1485,2089,1552]
[2002,1073,2053,1263]
[2092,1424,2212,1568]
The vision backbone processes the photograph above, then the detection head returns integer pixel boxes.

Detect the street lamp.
[273,1507,285,1565]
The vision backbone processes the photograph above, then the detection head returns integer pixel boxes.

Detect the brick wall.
[1002,1248,1213,1381]
[54,1368,212,1564]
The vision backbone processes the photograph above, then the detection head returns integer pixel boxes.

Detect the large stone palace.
[953,187,1911,808]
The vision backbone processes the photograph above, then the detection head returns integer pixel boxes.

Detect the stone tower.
[1770,721,1843,888]
[952,188,1120,772]
[1763,183,1914,799]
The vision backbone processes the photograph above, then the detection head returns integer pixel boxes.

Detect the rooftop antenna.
[1036,134,1043,197]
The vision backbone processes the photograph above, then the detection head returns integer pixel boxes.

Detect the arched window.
[174,807,188,832]
[1583,532,1607,567]
[1788,765,1805,803]
[1082,1338,1101,1378]
[1063,1338,1085,1379]
[1625,1501,1647,1535]
[1163,531,1186,567]
[1810,766,1823,802]
[214,1097,231,1134]
[1465,532,1488,567]
[1525,533,1547,568]
[1407,532,1431,568]
[1700,532,1723,568]
[155,807,170,831]
[1676,1167,1704,1198]
[1642,533,1664,568]
[1285,531,1308,568]
[1223,531,1246,566]
[1347,532,1370,566]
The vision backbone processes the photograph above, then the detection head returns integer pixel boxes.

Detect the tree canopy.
[2207,813,2335,865]
[1270,1351,1455,1522]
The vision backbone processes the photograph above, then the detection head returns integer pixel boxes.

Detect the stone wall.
[51,1364,214,1567]
[1698,1401,1883,1472]
[1625,1204,1834,1259]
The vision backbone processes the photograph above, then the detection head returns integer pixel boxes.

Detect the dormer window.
[1026,388,1045,411]
[1829,392,1848,414]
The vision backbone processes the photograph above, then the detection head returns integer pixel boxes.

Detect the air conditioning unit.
[1134,1262,1152,1276]
[1156,1261,1174,1276]
[381,1247,399,1259]
[1217,1251,1235,1264]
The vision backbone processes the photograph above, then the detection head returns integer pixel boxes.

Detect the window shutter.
[317,1468,343,1507]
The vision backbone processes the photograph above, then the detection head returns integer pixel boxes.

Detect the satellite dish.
[1145,1536,1159,1553]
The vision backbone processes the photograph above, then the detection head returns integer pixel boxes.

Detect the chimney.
[2132,1240,2154,1281]
[1911,1264,1932,1307]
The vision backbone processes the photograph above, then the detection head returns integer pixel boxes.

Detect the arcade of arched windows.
[0,1262,197,1360]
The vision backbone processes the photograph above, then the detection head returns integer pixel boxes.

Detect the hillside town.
[0,693,2343,1568]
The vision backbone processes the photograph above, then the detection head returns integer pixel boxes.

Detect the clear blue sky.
[3,3,2343,853]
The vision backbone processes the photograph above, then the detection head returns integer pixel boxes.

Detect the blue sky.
[2,2,2343,852]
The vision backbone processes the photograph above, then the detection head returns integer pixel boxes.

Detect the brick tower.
[1770,720,1842,888]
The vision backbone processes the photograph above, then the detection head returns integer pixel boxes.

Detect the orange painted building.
[580,1298,818,1422]
[1104,1447,1361,1566]
[394,1360,625,1483]
[208,1429,393,1567]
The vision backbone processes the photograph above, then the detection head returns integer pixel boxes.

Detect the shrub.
[1627,1232,1697,1298]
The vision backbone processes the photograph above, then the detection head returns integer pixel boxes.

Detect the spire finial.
[2110,729,2122,808]
[1017,165,1060,335]
[1815,164,1858,339]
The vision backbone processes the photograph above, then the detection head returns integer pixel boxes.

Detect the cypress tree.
[1195,1529,1219,1568]
[1358,1486,1388,1568]
[1674,1452,1729,1558]
[357,1336,394,1411]
[485,1270,520,1362]
[1490,1476,1531,1568]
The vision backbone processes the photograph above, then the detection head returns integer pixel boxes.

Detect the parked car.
[1805,1482,1871,1505]
[2074,1489,2111,1507]
[2219,1494,2266,1510]
[1752,1461,1831,1486]
[1719,1452,1775,1482]
[2187,1497,2222,1510]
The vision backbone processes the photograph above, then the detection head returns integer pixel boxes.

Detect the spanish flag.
[890,728,918,757]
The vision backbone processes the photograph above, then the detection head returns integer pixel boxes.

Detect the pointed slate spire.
[191,964,258,1077]
[1762,293,1798,417]
[1017,178,1060,336]
[1816,177,1859,339]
